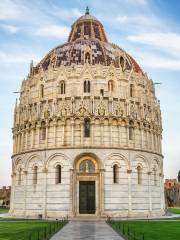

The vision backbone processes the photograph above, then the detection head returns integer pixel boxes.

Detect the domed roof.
[34,8,143,74]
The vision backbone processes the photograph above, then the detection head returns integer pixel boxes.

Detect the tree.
[178,170,180,182]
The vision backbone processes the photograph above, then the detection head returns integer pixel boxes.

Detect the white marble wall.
[10,148,164,218]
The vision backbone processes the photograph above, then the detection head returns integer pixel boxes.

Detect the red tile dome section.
[34,12,143,75]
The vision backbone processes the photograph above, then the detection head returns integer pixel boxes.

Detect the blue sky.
[0,0,180,187]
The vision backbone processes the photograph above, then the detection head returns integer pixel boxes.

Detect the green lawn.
[168,208,180,214]
[0,221,67,240]
[0,208,9,214]
[109,220,180,240]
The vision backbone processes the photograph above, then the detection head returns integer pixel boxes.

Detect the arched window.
[33,166,38,185]
[113,164,119,183]
[108,80,114,92]
[84,118,90,137]
[137,166,142,184]
[100,89,104,96]
[18,168,22,185]
[41,122,46,140]
[88,80,90,92]
[84,81,86,93]
[120,56,124,70]
[129,121,134,140]
[85,52,91,64]
[130,84,134,97]
[55,165,61,184]
[40,84,44,98]
[153,167,157,186]
[60,81,65,94]
[84,80,91,93]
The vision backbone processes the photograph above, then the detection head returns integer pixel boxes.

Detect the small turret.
[30,60,34,75]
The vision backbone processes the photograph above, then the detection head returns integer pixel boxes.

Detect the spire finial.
[85,6,89,15]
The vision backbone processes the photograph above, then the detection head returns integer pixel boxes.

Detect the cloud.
[127,32,180,71]
[130,51,180,71]
[0,24,18,33]
[0,0,24,20]
[0,51,40,64]
[127,32,180,58]
[135,0,147,5]
[116,15,161,28]
[35,24,70,39]
[51,7,82,19]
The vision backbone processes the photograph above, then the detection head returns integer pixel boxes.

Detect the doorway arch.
[72,153,104,216]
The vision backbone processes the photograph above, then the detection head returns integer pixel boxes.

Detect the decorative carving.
[76,100,90,117]
[130,103,137,119]
[96,100,107,116]
[114,101,124,117]
[58,100,71,117]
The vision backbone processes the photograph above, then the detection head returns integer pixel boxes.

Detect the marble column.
[9,173,16,213]
[99,169,105,216]
[91,121,94,145]
[126,126,129,147]
[69,169,74,216]
[147,171,152,213]
[159,173,165,210]
[53,121,57,147]
[16,134,19,153]
[110,120,112,146]
[80,121,84,145]
[43,167,48,218]
[31,128,34,149]
[23,170,28,216]
[140,128,143,149]
[62,124,65,145]
[127,170,132,215]
[100,121,103,145]
[71,121,74,146]
[118,124,121,146]
[25,129,28,150]
[37,124,40,148]
[21,131,24,152]
[45,124,48,148]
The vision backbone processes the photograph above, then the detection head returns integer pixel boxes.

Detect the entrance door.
[79,181,95,214]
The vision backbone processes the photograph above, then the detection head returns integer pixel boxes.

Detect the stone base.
[10,209,165,220]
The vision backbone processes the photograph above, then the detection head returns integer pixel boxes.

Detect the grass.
[109,220,180,240]
[0,208,9,214]
[0,220,68,240]
[168,207,180,214]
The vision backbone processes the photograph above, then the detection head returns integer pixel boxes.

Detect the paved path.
[50,221,124,240]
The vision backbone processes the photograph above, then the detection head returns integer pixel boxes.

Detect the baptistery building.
[10,9,164,218]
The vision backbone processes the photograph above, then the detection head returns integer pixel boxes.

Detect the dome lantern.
[85,6,90,15]
[68,9,108,42]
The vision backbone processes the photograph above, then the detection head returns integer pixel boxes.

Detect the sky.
[0,0,180,187]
